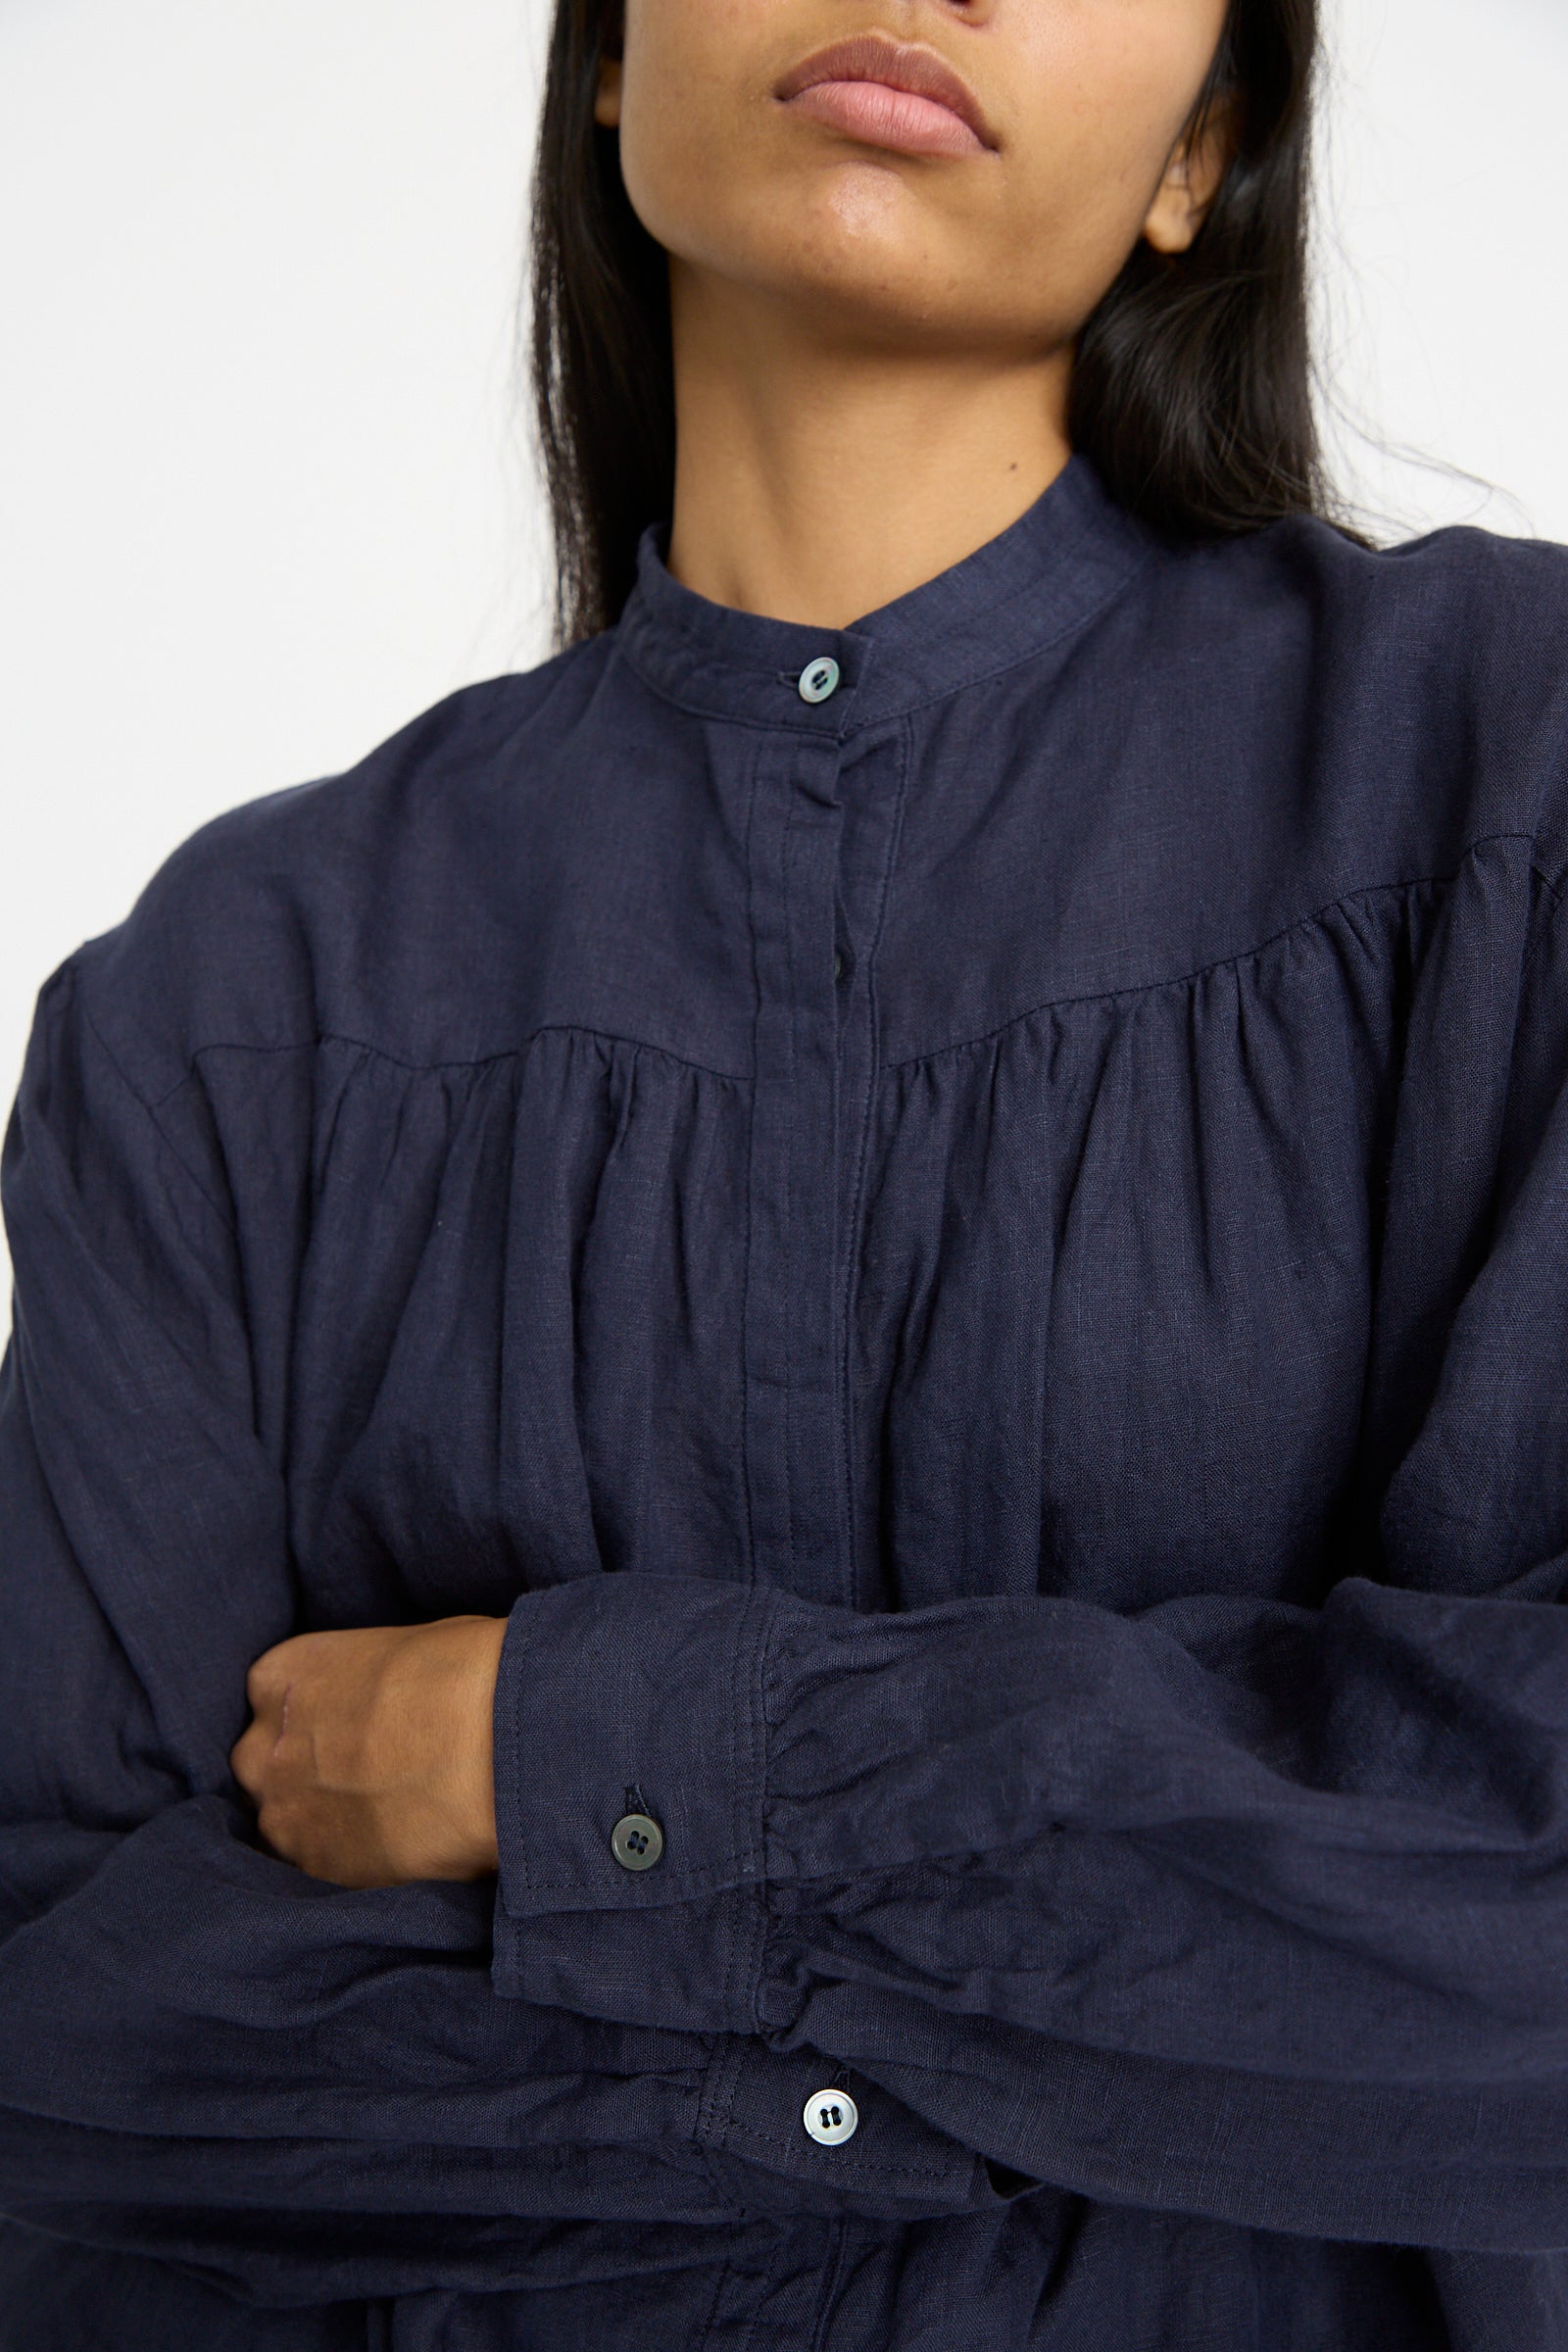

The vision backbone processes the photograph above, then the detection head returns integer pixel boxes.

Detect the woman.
[3,0,1567,2345]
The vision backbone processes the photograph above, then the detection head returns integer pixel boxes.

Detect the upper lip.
[775,31,996,150]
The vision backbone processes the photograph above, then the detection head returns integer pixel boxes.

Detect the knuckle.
[246,1633,304,1702]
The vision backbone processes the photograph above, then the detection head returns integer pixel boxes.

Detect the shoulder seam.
[73,982,236,1231]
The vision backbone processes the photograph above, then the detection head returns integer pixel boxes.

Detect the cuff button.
[803,2087,858,2147]
[611,1812,664,1871]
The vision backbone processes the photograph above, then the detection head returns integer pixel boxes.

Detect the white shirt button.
[798,656,841,704]
[803,2086,858,2146]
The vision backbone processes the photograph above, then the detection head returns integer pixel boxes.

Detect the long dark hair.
[531,0,1327,648]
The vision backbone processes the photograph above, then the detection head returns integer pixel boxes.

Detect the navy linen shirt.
[7,457,1568,2350]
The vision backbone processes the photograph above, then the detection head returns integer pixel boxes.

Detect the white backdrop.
[2,0,1567,1324]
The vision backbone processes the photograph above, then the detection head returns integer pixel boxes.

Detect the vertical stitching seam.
[779,774,802,1598]
[739,731,766,1593]
[836,714,914,1611]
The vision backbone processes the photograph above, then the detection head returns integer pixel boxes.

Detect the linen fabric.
[5,457,1568,2348]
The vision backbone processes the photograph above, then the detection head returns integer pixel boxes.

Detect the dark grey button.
[798,656,840,704]
[611,1811,663,1871]
[803,2086,858,2146]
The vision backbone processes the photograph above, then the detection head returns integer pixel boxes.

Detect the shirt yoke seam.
[886,832,1543,1071]
[134,1023,750,1108]
[84,834,1557,1107]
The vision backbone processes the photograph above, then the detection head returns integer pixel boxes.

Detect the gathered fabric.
[5,457,1568,2347]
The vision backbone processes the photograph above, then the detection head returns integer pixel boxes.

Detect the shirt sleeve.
[0,956,1000,2311]
[490,873,1568,2259]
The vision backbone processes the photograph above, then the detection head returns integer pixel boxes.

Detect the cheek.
[988,14,1220,280]
[616,77,738,267]
[614,0,763,259]
[1014,3,1225,176]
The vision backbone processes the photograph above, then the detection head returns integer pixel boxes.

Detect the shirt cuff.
[486,1572,1033,2218]
[489,1573,774,2034]
[697,2034,1007,2220]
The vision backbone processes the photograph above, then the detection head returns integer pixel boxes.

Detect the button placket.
[739,729,851,1605]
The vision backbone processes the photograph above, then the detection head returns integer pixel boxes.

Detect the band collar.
[613,452,1153,737]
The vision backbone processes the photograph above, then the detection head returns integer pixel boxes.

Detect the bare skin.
[231,0,1235,1889]
[230,1616,507,1886]
[601,0,1234,626]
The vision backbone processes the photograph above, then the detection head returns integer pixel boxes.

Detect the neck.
[664,268,1073,630]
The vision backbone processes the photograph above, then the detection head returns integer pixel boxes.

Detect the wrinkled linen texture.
[7,458,1568,2349]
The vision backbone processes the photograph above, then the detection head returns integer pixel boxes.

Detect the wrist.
[448,1614,507,1877]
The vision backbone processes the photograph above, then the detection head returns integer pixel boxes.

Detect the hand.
[229,1613,509,1888]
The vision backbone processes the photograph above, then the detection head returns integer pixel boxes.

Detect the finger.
[245,1649,288,1709]
[229,1721,274,1797]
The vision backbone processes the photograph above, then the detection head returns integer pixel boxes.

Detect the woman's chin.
[724,177,984,340]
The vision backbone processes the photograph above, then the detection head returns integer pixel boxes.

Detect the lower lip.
[783,79,984,159]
